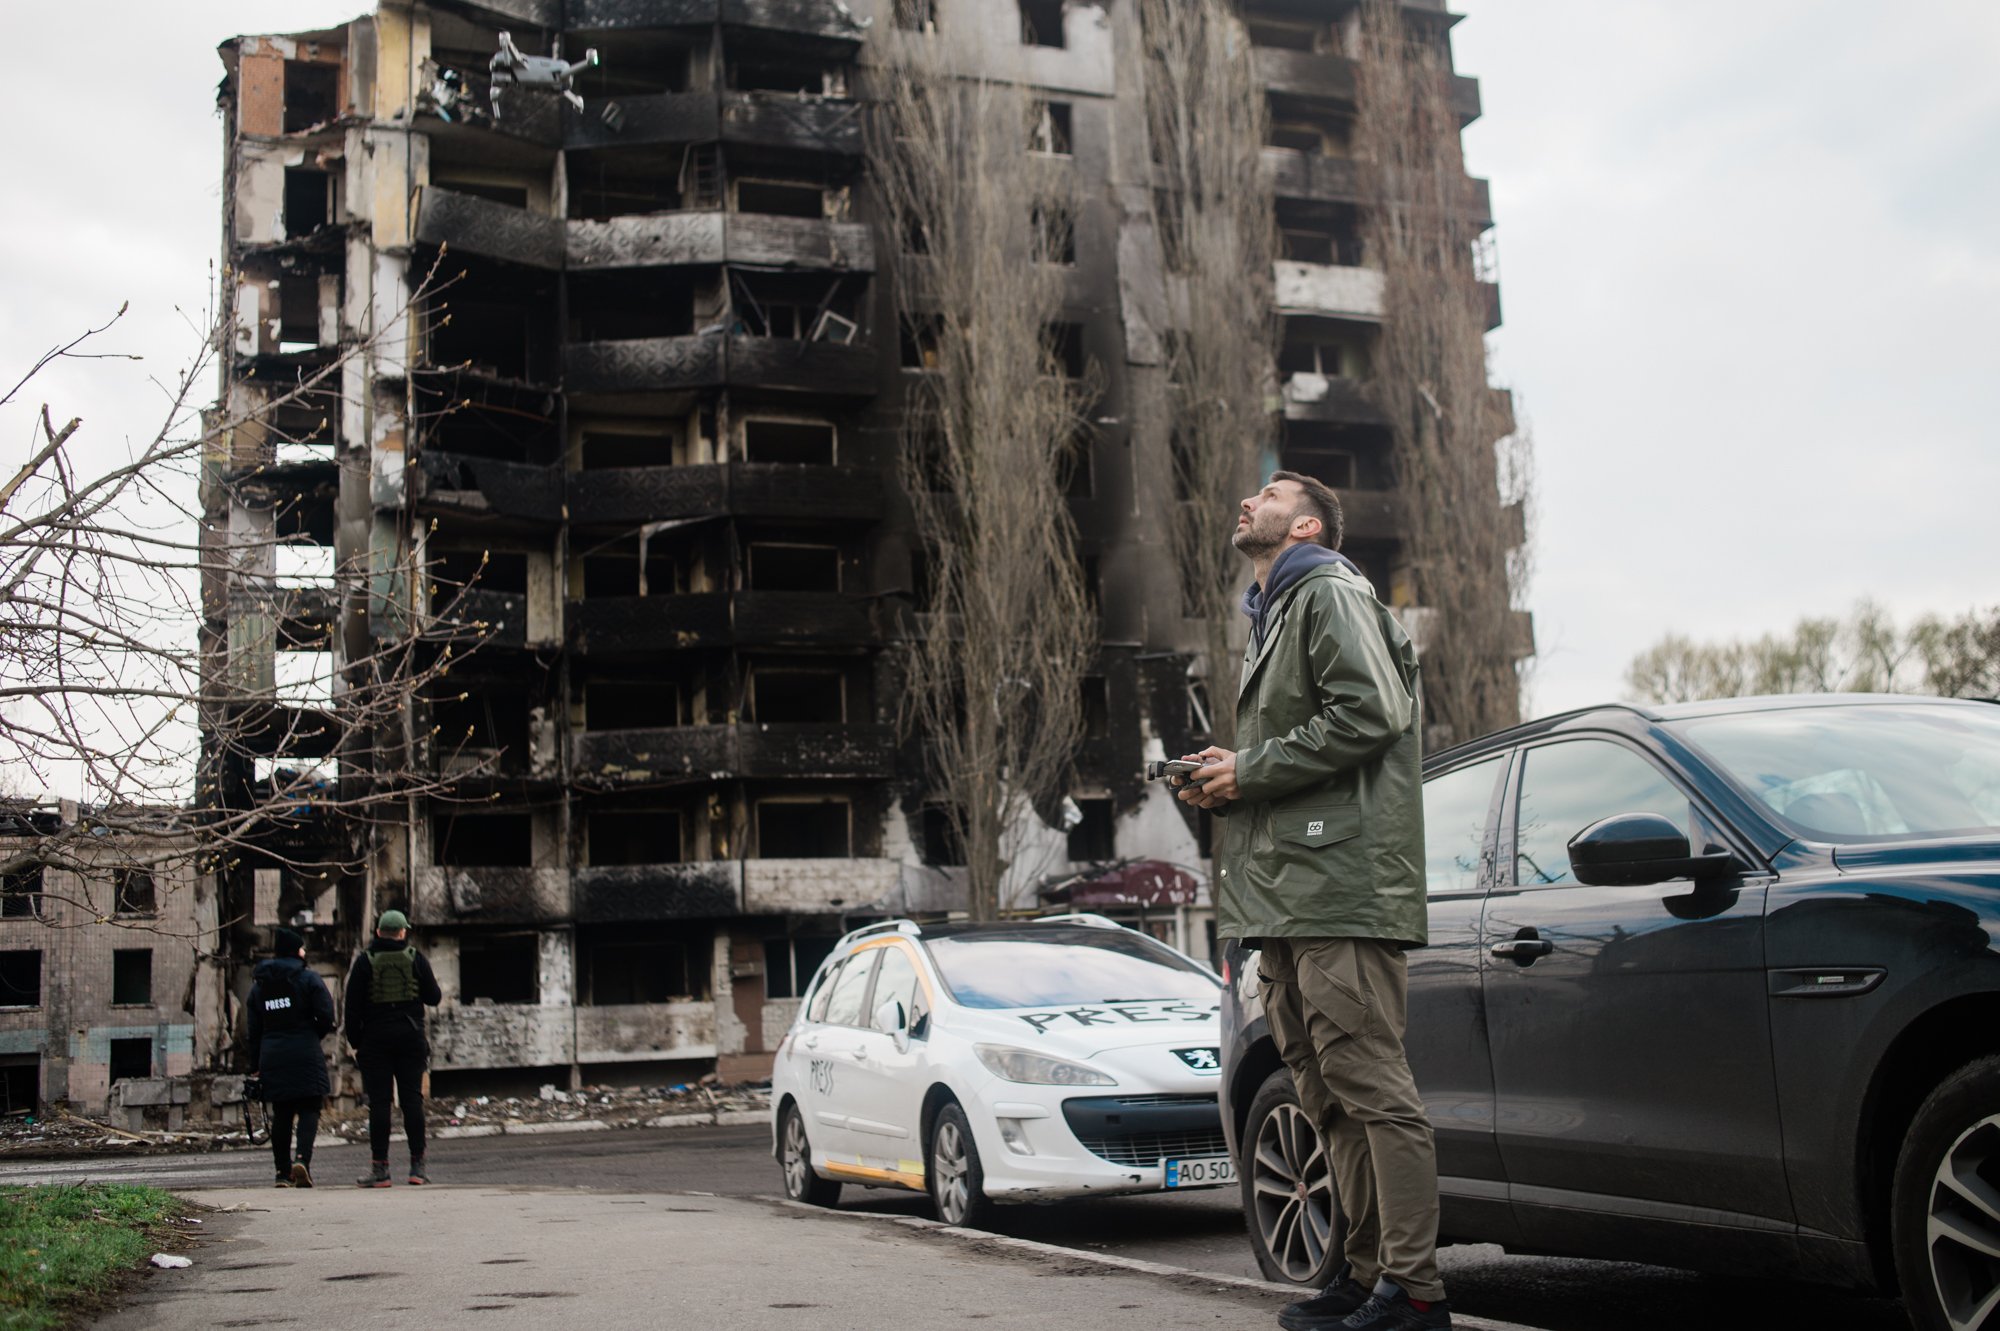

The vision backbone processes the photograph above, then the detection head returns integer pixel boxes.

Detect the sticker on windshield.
[1016,1001,1221,1034]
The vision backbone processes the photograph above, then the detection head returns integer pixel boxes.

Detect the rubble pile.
[0,1078,770,1157]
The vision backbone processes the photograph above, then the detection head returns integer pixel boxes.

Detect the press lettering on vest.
[264,996,292,1011]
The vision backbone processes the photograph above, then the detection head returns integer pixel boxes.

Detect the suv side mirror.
[874,997,909,1052]
[1568,812,1740,887]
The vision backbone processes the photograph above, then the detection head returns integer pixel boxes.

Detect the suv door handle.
[1491,929,1554,964]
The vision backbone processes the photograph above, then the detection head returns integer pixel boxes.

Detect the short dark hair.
[1269,470,1345,550]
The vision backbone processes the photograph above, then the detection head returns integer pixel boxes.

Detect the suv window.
[872,946,921,1030]
[1423,756,1504,896]
[805,956,844,1022]
[1514,739,1693,887]
[823,949,879,1027]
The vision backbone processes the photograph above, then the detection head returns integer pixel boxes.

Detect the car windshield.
[1674,703,2000,842]
[921,926,1219,1010]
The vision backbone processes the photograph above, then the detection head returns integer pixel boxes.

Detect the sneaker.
[407,1158,429,1186]
[355,1161,392,1188]
[1279,1269,1372,1331]
[290,1161,314,1189]
[273,1174,292,1188]
[1338,1287,1451,1331]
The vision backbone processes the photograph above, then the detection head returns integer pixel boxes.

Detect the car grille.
[1076,1128,1231,1168]
[1060,1094,1226,1168]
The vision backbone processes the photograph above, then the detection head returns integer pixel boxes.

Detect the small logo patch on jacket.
[1307,820,1324,836]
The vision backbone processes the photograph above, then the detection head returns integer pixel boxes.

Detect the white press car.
[771,915,1229,1225]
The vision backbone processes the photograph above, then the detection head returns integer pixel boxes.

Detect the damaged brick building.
[205,0,1512,1088]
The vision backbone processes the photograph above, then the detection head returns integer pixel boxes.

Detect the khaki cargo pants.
[1259,936,1444,1301]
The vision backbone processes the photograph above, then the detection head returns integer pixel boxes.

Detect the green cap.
[376,909,410,933]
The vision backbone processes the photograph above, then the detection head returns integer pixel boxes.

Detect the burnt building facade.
[205,0,1510,1086]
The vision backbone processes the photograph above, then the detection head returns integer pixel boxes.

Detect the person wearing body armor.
[247,927,337,1187]
[344,909,443,1187]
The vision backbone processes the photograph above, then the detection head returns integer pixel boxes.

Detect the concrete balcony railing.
[1259,152,1494,229]
[1256,48,1482,122]
[1274,261,1386,321]
[565,333,879,398]
[415,452,563,523]
[575,1002,719,1065]
[571,723,896,785]
[1279,373,1387,426]
[567,460,882,527]
[568,211,874,273]
[566,0,871,44]
[573,861,743,923]
[429,999,722,1072]
[568,591,877,655]
[744,858,902,915]
[412,865,571,926]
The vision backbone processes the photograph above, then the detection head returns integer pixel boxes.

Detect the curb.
[425,1107,768,1141]
[774,1199,1548,1331]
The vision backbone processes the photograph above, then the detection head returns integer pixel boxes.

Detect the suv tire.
[779,1100,843,1208]
[1892,1053,2000,1331]
[1241,1065,1344,1286]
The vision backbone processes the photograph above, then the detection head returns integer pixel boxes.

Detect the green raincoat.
[1214,560,1428,946]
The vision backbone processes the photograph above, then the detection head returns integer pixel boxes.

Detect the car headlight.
[974,1044,1117,1087]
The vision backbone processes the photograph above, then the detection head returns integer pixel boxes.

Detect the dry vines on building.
[1141,0,1277,747]
[0,285,498,932]
[869,44,1096,920]
[1353,0,1532,743]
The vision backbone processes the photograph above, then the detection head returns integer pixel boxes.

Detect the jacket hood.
[252,956,306,982]
[1242,544,1361,647]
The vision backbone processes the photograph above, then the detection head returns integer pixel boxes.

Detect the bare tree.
[1626,601,2000,704]
[0,282,498,933]
[1140,0,1277,748]
[1352,0,1532,744]
[869,45,1097,921]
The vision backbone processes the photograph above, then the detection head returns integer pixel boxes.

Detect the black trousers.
[358,1029,428,1163]
[269,1097,321,1177]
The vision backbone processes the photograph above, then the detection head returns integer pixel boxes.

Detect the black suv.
[1219,695,2000,1331]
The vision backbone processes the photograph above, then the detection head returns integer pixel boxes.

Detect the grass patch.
[0,1184,188,1331]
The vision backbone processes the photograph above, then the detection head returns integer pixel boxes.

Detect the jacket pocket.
[1275,804,1361,849]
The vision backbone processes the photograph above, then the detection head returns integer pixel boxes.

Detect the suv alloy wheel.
[1893,1054,2000,1331]
[1241,1067,1343,1286]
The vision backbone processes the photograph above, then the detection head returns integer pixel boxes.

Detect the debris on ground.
[0,1077,769,1157]
[149,1253,193,1269]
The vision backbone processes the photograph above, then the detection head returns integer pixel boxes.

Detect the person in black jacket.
[247,927,337,1187]
[345,909,443,1187]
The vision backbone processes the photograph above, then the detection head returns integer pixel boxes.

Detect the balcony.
[1255,49,1481,122]
[743,858,901,915]
[573,861,742,923]
[1280,374,1387,427]
[565,332,878,398]
[565,90,717,151]
[720,92,862,156]
[565,0,871,45]
[568,211,874,272]
[567,460,882,527]
[414,188,564,270]
[423,589,529,651]
[415,452,563,524]
[568,591,877,655]
[1335,489,1402,542]
[1274,262,1385,321]
[571,722,895,785]
[411,865,570,925]
[1260,152,1493,228]
[575,1002,719,1064]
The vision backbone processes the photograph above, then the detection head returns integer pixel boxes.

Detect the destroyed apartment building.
[204,0,1515,1089]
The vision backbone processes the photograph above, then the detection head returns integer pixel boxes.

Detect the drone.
[488,31,599,120]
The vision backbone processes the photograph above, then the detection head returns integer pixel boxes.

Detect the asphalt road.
[0,1125,1911,1331]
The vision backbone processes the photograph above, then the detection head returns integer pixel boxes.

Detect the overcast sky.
[3,1,1995,727]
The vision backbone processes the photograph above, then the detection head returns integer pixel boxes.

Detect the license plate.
[1164,1154,1235,1189]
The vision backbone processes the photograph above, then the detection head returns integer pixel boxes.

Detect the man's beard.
[1232,519,1284,559]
